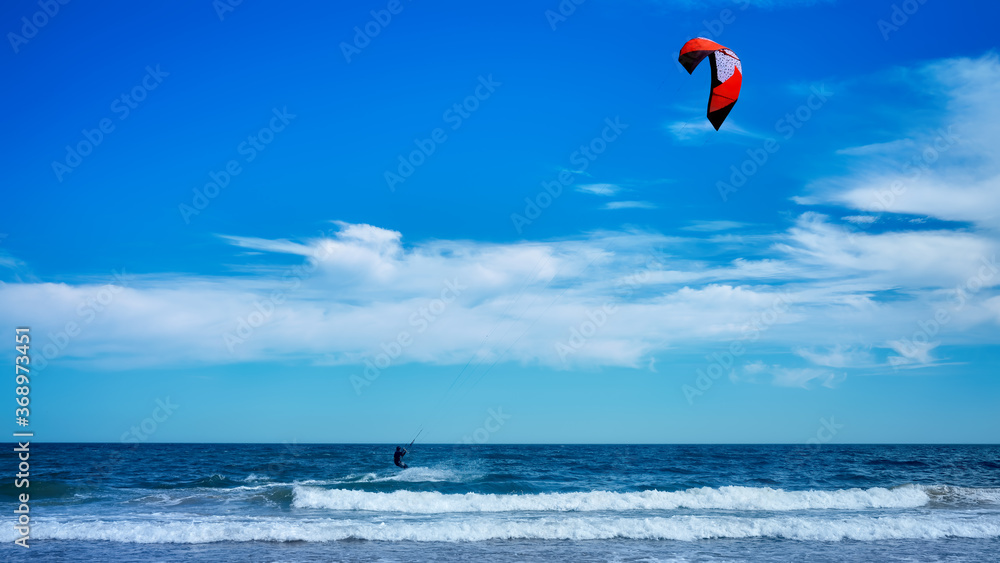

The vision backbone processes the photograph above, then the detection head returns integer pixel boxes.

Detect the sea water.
[2,443,998,561]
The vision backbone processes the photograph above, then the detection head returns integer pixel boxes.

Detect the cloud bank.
[2,55,999,385]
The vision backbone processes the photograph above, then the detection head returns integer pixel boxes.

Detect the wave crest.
[12,514,1000,543]
[292,484,931,513]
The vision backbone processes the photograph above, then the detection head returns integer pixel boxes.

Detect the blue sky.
[2,0,999,443]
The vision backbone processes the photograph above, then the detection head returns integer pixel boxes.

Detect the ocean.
[2,443,998,562]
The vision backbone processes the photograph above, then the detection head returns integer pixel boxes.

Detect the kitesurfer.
[394,446,408,469]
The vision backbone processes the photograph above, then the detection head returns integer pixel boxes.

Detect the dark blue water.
[3,444,999,561]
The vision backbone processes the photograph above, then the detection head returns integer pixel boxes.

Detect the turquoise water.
[3,443,999,561]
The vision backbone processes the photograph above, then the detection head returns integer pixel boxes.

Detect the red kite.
[678,38,742,130]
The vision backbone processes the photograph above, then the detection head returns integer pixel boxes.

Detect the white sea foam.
[291,484,933,513]
[342,467,465,483]
[924,485,1000,506]
[9,513,1000,543]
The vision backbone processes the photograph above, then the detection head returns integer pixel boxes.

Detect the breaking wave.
[292,484,939,513]
[12,513,1000,543]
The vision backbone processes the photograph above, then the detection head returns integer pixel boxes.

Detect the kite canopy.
[678,38,742,131]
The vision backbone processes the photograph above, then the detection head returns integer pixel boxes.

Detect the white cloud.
[776,212,999,288]
[835,138,916,156]
[2,213,997,380]
[842,215,878,225]
[577,183,621,196]
[781,57,1000,378]
[603,201,657,210]
[984,296,1000,323]
[667,119,717,141]
[665,119,757,142]
[5,55,1000,388]
[682,220,749,232]
[803,54,1000,227]
[772,367,845,388]
[795,345,874,369]
[735,361,845,388]
[886,339,940,367]
[0,253,27,274]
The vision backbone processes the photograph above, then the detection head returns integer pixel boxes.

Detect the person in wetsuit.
[394,446,408,469]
